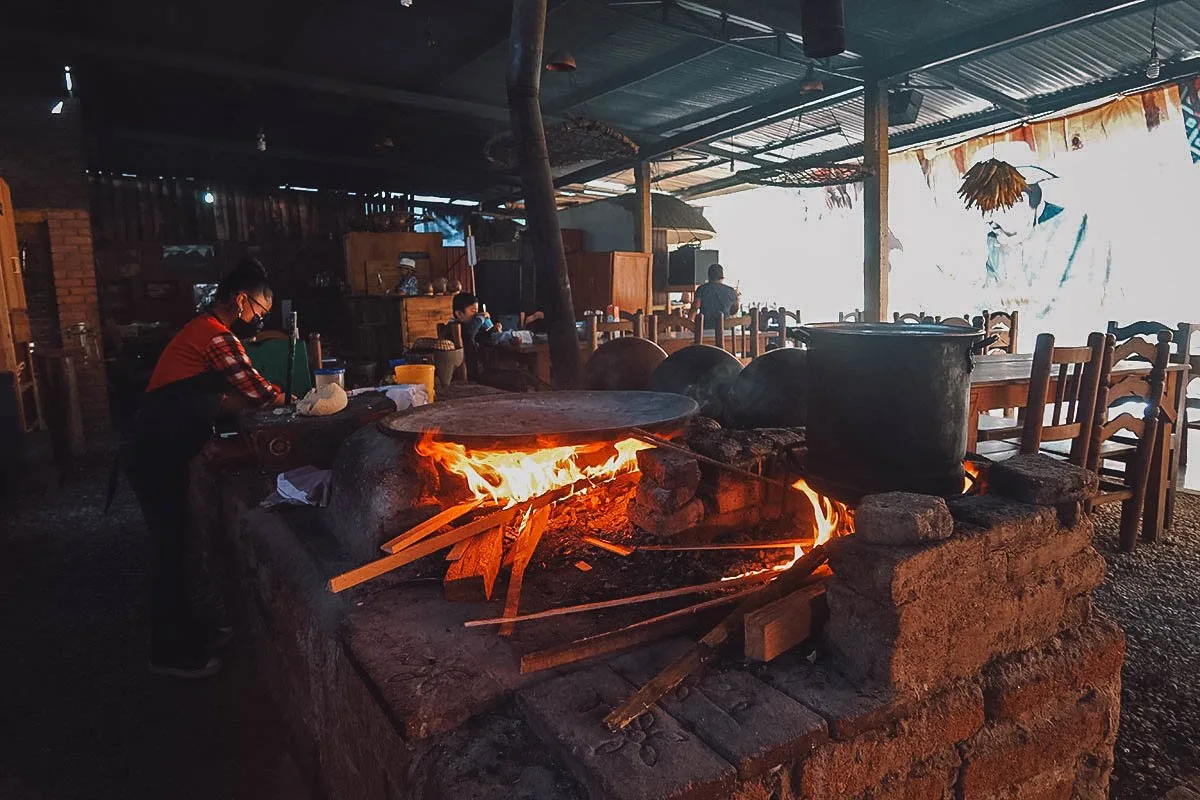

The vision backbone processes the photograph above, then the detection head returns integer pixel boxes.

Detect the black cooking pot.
[796,322,992,502]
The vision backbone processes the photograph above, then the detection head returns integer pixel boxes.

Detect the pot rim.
[799,322,986,338]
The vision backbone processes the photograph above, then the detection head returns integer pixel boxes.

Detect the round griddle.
[378,390,698,447]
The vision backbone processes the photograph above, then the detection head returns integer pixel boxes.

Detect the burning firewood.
[380,498,485,554]
[443,526,506,602]
[498,506,552,636]
[463,571,778,628]
[519,589,759,674]
[602,544,829,732]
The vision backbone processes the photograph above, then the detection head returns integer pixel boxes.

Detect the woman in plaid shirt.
[123,258,286,678]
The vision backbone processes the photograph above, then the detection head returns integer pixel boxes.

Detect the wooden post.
[507,0,580,388]
[863,77,889,324]
[634,161,653,314]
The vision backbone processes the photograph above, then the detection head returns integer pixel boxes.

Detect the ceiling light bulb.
[1146,47,1161,79]
[256,130,267,152]
[203,191,216,205]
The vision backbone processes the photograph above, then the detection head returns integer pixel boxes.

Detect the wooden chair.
[976,310,1019,354]
[975,332,1108,467]
[893,311,934,324]
[760,308,801,350]
[839,309,863,323]
[654,311,703,346]
[584,315,637,353]
[716,309,762,363]
[936,314,980,328]
[1086,331,1172,552]
[1107,320,1194,470]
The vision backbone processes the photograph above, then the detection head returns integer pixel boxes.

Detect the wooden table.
[969,352,1189,540]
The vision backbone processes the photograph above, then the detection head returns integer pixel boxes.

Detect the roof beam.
[649,123,840,181]
[544,40,724,114]
[688,143,790,169]
[2,27,512,124]
[553,83,862,187]
[678,58,1200,199]
[879,0,1159,78]
[923,67,1030,116]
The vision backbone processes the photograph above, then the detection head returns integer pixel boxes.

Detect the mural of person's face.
[985,191,1039,246]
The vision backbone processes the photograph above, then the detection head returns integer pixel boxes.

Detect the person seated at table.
[689,263,740,329]
[451,292,503,346]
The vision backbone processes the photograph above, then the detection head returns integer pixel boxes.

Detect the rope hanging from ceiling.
[484,117,639,169]
[746,163,874,188]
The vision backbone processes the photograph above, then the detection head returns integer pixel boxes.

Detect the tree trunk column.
[507,0,580,388]
[863,77,889,324]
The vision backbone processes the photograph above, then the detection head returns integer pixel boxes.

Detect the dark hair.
[452,292,479,314]
[215,257,272,304]
[707,263,724,282]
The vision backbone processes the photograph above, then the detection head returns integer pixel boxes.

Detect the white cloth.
[347,384,430,409]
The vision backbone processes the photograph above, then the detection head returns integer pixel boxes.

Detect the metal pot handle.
[966,334,1000,371]
[793,328,812,346]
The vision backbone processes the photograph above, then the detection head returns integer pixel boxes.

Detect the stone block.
[698,472,766,514]
[629,496,705,538]
[866,748,961,800]
[755,657,898,741]
[1012,549,1106,651]
[824,583,955,692]
[635,481,697,512]
[855,492,954,546]
[637,448,701,492]
[796,682,983,800]
[982,617,1124,724]
[959,686,1119,798]
[609,641,829,781]
[517,664,736,800]
[946,495,1059,555]
[988,454,1099,506]
[827,534,985,608]
[1005,521,1094,582]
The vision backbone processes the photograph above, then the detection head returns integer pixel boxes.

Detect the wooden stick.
[638,540,812,552]
[629,428,800,494]
[445,539,472,562]
[464,571,777,628]
[444,526,506,601]
[499,505,552,636]
[380,498,485,554]
[328,507,518,593]
[581,535,635,556]
[520,588,758,674]
[331,471,637,593]
[603,544,829,731]
[744,580,827,662]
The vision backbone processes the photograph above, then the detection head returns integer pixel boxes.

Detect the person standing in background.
[689,263,740,329]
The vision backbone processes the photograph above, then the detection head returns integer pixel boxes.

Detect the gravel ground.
[1093,492,1200,800]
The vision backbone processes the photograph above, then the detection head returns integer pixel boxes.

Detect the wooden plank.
[743,581,827,662]
[603,544,829,731]
[445,539,472,561]
[580,535,635,556]
[863,78,889,323]
[327,506,518,593]
[519,590,756,674]
[444,525,506,602]
[380,498,485,553]
[499,505,552,636]
[464,571,776,628]
[639,540,811,552]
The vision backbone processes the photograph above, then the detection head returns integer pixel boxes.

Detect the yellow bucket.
[393,364,436,402]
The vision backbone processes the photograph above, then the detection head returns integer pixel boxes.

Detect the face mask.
[230,297,266,339]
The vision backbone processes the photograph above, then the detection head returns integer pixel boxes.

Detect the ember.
[415,432,651,508]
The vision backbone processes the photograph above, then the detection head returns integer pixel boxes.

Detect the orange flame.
[791,477,853,546]
[415,433,651,508]
[963,460,984,494]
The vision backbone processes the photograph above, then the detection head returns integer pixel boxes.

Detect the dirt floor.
[0,443,306,800]
[1093,491,1200,800]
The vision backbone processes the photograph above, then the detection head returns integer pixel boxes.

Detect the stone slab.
[826,533,985,607]
[629,496,705,538]
[987,454,1098,506]
[608,640,829,781]
[754,656,899,741]
[637,448,701,492]
[517,664,736,800]
[945,495,1059,554]
[855,492,954,546]
[339,586,532,741]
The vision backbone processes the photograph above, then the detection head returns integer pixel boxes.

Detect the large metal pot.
[796,322,991,502]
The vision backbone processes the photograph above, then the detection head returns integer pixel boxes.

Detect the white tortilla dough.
[296,382,348,416]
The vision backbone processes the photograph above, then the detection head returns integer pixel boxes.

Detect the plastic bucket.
[314,368,346,389]
[393,364,436,401]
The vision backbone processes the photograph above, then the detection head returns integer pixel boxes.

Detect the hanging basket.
[748,163,874,188]
[484,117,639,169]
[958,159,1028,213]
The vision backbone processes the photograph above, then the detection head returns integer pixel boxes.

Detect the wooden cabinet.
[566,251,652,318]
[343,231,447,295]
[344,295,454,366]
[0,178,27,372]
[400,295,452,343]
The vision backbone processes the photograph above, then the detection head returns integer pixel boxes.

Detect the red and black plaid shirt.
[146,314,281,403]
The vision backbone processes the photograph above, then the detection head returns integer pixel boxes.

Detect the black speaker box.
[668,248,720,287]
[889,90,924,126]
